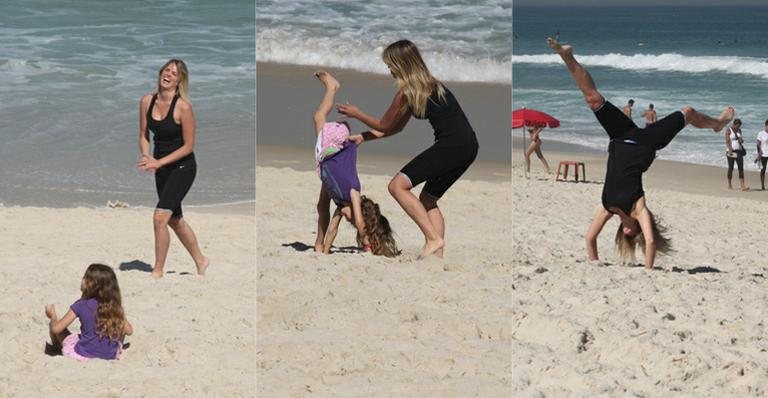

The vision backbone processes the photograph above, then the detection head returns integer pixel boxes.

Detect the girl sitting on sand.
[45,263,133,361]
[313,71,400,257]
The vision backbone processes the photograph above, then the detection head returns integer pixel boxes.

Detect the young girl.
[313,71,400,257]
[45,263,133,361]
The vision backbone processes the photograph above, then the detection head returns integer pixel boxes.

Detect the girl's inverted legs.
[315,185,331,252]
[313,71,339,133]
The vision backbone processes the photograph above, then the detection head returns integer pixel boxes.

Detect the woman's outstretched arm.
[585,206,613,261]
[348,129,386,145]
[337,90,411,135]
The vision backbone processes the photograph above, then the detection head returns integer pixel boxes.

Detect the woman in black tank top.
[138,59,209,278]
[337,40,479,259]
[548,38,734,270]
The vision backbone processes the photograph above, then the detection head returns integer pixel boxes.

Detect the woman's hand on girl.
[348,134,364,145]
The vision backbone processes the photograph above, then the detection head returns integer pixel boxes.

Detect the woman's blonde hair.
[81,263,128,341]
[357,196,400,257]
[382,40,444,118]
[614,211,672,263]
[157,59,190,102]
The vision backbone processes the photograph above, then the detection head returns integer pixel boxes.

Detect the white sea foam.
[257,29,510,84]
[513,53,768,79]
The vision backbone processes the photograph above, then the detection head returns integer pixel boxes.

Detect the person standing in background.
[643,104,657,126]
[756,120,768,190]
[623,99,634,119]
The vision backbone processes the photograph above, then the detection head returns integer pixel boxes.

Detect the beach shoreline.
[257,62,511,163]
[258,143,510,183]
[513,135,768,201]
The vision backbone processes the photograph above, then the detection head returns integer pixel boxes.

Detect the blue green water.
[257,0,511,83]
[513,6,768,167]
[0,1,255,207]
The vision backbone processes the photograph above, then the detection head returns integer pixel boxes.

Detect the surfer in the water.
[547,37,734,269]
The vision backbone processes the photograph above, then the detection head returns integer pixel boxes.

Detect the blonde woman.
[548,37,733,269]
[338,39,479,259]
[138,59,209,278]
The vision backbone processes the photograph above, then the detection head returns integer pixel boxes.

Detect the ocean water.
[513,6,768,168]
[257,0,511,84]
[0,1,255,207]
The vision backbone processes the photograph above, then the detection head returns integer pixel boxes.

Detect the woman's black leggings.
[727,154,744,179]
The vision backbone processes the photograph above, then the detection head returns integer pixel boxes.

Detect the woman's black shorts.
[400,143,478,199]
[155,157,196,218]
[595,101,685,150]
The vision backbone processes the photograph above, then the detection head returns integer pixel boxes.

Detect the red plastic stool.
[555,161,586,182]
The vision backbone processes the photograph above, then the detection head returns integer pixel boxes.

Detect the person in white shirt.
[756,120,768,190]
[725,119,748,191]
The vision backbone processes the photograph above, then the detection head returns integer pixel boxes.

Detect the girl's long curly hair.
[357,196,400,257]
[80,263,128,341]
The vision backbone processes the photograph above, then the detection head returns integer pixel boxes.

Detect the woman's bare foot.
[314,71,340,91]
[713,106,735,132]
[195,257,210,275]
[418,238,445,260]
[151,268,164,279]
[547,37,572,56]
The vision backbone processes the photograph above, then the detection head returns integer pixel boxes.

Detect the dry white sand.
[256,165,512,397]
[1,204,255,397]
[513,146,768,397]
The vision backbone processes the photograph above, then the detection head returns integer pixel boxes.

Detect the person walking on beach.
[725,119,748,191]
[138,59,209,278]
[338,39,479,259]
[756,120,768,190]
[525,126,551,174]
[547,37,734,269]
[623,99,634,119]
[312,71,399,257]
[642,104,657,126]
[45,264,133,361]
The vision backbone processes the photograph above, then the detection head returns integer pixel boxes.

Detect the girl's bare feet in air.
[314,71,340,91]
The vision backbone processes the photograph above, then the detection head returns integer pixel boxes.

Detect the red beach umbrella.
[511,108,560,129]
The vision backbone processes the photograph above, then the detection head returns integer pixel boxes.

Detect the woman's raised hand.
[336,102,359,118]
